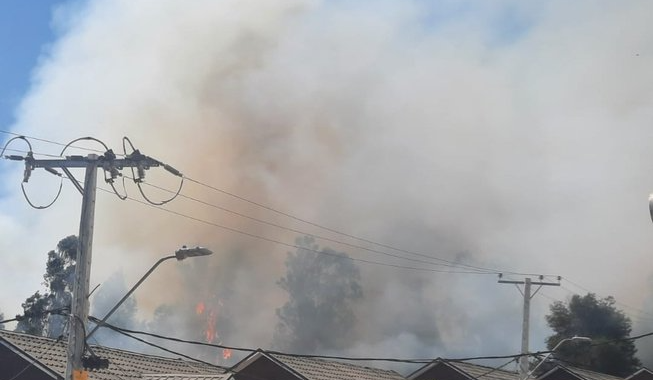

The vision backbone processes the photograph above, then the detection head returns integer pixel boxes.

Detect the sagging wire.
[89,316,228,370]
[0,129,113,155]
[50,136,110,204]
[95,185,496,274]
[59,136,110,155]
[1,135,64,209]
[1,135,33,157]
[21,175,64,209]
[58,136,129,201]
[465,357,518,380]
[122,136,184,205]
[128,178,496,273]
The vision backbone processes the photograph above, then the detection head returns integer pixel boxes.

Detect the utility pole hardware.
[2,136,183,380]
[499,274,560,380]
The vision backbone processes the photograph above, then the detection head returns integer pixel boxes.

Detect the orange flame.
[196,299,231,362]
[206,310,217,343]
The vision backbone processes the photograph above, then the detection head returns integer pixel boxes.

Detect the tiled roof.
[271,352,407,380]
[408,359,518,380]
[0,329,226,380]
[447,361,519,380]
[235,350,407,380]
[627,368,653,380]
[541,366,625,380]
[142,375,232,380]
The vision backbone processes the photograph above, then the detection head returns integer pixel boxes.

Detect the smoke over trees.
[15,235,77,337]
[89,271,139,348]
[274,236,362,352]
[545,293,641,376]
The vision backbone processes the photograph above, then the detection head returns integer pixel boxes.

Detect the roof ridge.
[451,360,518,374]
[0,329,200,364]
[561,364,624,377]
[268,352,402,374]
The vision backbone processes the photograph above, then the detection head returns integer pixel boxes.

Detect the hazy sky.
[2,0,653,371]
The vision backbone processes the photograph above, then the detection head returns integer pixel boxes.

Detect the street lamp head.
[175,246,214,260]
[554,336,591,349]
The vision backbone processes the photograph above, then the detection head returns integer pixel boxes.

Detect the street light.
[86,245,213,339]
[525,336,591,380]
[648,194,653,222]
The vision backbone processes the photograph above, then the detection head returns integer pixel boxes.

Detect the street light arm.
[525,337,591,380]
[86,255,176,339]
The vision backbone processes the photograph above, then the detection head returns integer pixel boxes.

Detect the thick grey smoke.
[2,0,653,372]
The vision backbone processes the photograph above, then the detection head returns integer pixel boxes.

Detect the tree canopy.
[15,235,77,337]
[273,236,363,352]
[545,293,641,376]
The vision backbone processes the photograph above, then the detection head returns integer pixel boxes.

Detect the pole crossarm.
[498,280,561,286]
[25,155,162,170]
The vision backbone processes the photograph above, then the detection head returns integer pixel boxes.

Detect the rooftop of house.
[447,360,520,380]
[539,365,626,380]
[0,329,228,380]
[234,350,408,380]
[408,358,519,380]
[627,368,653,380]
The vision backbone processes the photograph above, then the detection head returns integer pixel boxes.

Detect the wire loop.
[123,136,184,205]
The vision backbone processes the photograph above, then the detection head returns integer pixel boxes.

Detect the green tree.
[15,292,50,335]
[15,236,77,337]
[273,236,362,352]
[545,293,641,376]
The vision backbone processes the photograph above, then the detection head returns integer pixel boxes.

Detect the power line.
[0,147,63,159]
[90,316,517,364]
[94,184,493,274]
[184,175,543,277]
[0,129,116,155]
[89,320,228,371]
[560,278,653,321]
[5,135,621,289]
[134,179,493,272]
[90,317,653,365]
[3,131,554,278]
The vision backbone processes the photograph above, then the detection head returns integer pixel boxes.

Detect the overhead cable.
[94,185,492,274]
[131,179,493,272]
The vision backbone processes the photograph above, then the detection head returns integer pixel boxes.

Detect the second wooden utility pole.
[499,275,560,380]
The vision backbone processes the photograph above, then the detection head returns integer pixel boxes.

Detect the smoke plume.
[2,0,653,372]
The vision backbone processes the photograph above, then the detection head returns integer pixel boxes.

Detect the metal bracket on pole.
[62,168,84,195]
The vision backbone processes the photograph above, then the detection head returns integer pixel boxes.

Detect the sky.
[1,0,653,373]
[0,0,64,129]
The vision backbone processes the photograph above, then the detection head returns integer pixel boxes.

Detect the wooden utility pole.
[23,152,163,380]
[499,275,560,380]
[66,157,97,380]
